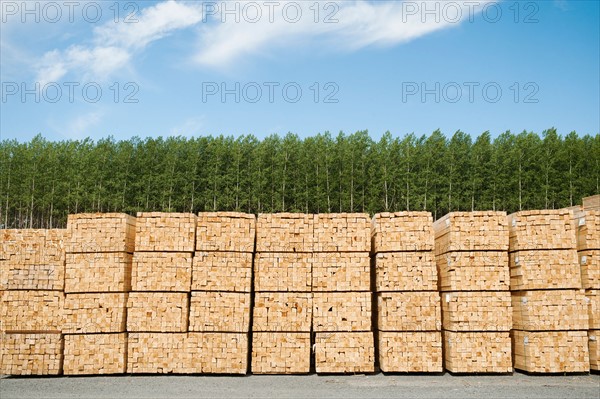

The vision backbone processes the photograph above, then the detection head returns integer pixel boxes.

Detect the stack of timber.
[189,212,253,374]
[127,213,196,373]
[373,212,442,373]
[63,213,135,375]
[0,228,66,375]
[434,211,512,373]
[313,213,374,374]
[509,210,589,373]
[253,213,313,374]
[573,208,600,371]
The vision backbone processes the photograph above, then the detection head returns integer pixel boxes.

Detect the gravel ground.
[1,372,599,399]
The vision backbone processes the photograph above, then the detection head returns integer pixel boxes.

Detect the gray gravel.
[1,372,599,399]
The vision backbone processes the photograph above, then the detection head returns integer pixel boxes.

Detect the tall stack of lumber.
[573,207,600,371]
[188,212,254,374]
[434,212,513,373]
[372,212,442,372]
[126,212,196,373]
[1,229,66,375]
[509,210,589,373]
[252,214,314,374]
[312,213,374,374]
[62,213,135,375]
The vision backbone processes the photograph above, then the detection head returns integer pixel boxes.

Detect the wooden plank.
[377,292,441,332]
[585,290,600,330]
[314,332,374,373]
[196,212,256,252]
[312,292,372,332]
[194,333,248,374]
[372,211,434,253]
[508,210,576,251]
[312,252,370,292]
[434,211,508,255]
[510,249,581,290]
[576,210,600,251]
[441,291,512,332]
[313,213,371,252]
[374,252,437,291]
[135,212,196,252]
[192,251,252,292]
[63,333,126,375]
[0,229,66,290]
[583,195,600,211]
[511,290,589,331]
[579,250,600,289]
[63,293,127,334]
[132,252,192,292]
[512,330,590,373]
[66,213,136,253]
[65,252,132,293]
[251,332,310,374]
[0,333,63,375]
[0,290,63,332]
[189,292,251,332]
[589,331,600,371]
[443,331,512,373]
[252,293,312,332]
[126,292,188,333]
[378,331,442,372]
[437,251,509,291]
[254,252,311,292]
[256,213,314,253]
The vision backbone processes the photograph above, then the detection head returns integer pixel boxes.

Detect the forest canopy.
[1,129,598,229]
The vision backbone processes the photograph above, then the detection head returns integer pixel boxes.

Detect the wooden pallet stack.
[372,212,442,372]
[509,210,590,373]
[253,213,314,374]
[312,214,374,374]
[1,229,67,375]
[434,212,513,373]
[574,208,600,371]
[188,212,254,374]
[62,213,135,375]
[126,212,196,373]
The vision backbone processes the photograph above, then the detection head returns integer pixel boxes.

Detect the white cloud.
[35,0,203,83]
[194,0,497,68]
[169,116,206,137]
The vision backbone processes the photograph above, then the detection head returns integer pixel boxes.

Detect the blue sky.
[1,0,598,142]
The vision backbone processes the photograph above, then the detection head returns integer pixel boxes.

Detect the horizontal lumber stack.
[0,228,66,376]
[373,212,442,373]
[189,212,254,374]
[63,213,135,375]
[313,214,374,374]
[574,209,600,371]
[434,211,512,373]
[253,214,313,374]
[509,210,589,373]
[127,213,196,373]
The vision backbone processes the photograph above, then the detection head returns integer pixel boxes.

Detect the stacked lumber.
[188,212,254,374]
[574,209,600,371]
[512,330,589,373]
[0,333,63,375]
[132,252,192,292]
[509,209,589,373]
[252,214,313,374]
[127,292,188,332]
[373,212,442,372]
[435,211,512,373]
[0,229,66,375]
[583,195,600,211]
[312,213,373,374]
[135,212,196,252]
[63,333,126,374]
[1,229,66,290]
[63,213,134,375]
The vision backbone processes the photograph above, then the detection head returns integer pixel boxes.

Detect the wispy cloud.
[194,0,496,68]
[35,0,203,83]
[169,116,206,137]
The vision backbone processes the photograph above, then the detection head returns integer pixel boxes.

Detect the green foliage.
[0,130,598,228]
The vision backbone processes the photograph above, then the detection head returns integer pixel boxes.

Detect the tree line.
[0,129,598,229]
